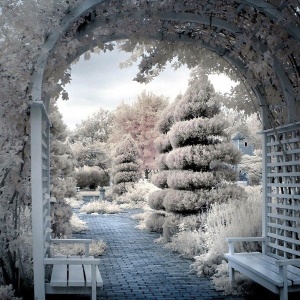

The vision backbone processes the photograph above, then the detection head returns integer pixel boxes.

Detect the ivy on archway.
[0,0,299,292]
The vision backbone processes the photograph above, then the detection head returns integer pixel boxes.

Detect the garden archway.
[29,1,300,298]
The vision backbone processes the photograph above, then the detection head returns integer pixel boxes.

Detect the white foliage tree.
[153,78,244,214]
[70,108,113,145]
[109,91,168,177]
[238,151,263,186]
[112,135,141,196]
[49,102,77,238]
[0,0,298,292]
[148,96,180,210]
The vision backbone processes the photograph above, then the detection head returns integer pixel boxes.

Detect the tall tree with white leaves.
[162,80,244,214]
[49,102,77,237]
[148,96,180,211]
[109,91,168,177]
[70,108,114,145]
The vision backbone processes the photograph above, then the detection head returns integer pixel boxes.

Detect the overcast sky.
[57,48,234,130]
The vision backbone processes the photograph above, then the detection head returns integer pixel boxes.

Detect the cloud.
[57,49,190,129]
[57,48,236,130]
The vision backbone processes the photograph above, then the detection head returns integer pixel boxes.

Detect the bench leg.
[279,287,288,300]
[279,265,288,300]
[228,264,235,283]
[92,265,96,300]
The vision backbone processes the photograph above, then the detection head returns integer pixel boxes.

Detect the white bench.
[42,196,103,299]
[44,239,103,300]
[225,237,300,300]
[225,124,300,300]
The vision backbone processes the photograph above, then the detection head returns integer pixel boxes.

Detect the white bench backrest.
[264,122,300,259]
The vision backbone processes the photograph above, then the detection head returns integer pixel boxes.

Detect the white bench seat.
[44,247,103,300]
[225,238,300,300]
[47,256,103,289]
[48,262,103,289]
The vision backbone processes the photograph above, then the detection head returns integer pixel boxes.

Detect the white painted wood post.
[261,130,268,255]
[279,265,288,300]
[228,264,235,283]
[92,264,96,300]
[31,103,46,300]
[228,241,235,283]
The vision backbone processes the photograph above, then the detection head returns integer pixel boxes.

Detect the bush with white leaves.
[147,80,244,244]
[112,135,141,196]
[148,99,180,210]
[161,81,243,214]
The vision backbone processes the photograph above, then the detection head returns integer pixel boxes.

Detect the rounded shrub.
[145,212,165,233]
[112,135,141,196]
[162,215,181,242]
[155,153,169,170]
[167,170,216,190]
[148,189,168,210]
[173,82,220,122]
[114,171,140,184]
[151,171,169,189]
[168,116,227,149]
[113,162,140,173]
[75,167,110,189]
[166,143,241,171]
[154,134,172,153]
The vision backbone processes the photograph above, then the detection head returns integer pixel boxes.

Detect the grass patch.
[52,240,107,256]
[80,200,121,214]
[70,214,89,233]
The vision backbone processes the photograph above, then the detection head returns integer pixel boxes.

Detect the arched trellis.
[31,0,300,123]
[30,1,300,299]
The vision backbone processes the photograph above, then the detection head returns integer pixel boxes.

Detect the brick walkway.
[72,208,245,300]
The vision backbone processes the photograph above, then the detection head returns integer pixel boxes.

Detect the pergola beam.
[238,0,300,41]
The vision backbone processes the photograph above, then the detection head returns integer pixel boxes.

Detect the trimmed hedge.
[173,83,219,122]
[113,162,140,173]
[151,171,169,189]
[148,189,169,210]
[155,153,169,170]
[163,185,247,213]
[168,116,227,148]
[112,135,140,196]
[167,170,216,190]
[166,143,242,170]
[154,134,172,153]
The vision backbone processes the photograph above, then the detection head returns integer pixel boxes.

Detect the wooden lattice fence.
[264,122,300,259]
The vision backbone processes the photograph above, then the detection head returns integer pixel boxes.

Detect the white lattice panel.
[264,122,300,259]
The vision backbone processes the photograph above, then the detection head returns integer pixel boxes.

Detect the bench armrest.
[226,237,266,243]
[276,259,300,267]
[44,257,100,265]
[50,238,92,244]
[226,237,266,254]
[50,238,92,257]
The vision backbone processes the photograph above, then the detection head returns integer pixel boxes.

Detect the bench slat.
[252,253,300,284]
[225,253,292,287]
[68,265,85,287]
[50,265,68,287]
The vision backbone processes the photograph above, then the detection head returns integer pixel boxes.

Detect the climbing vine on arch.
[0,0,299,292]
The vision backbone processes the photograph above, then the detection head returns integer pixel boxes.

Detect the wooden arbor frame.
[30,1,300,299]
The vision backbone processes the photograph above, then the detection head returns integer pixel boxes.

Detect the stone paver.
[73,208,244,300]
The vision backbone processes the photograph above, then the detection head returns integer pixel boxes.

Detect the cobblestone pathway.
[72,208,245,300]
